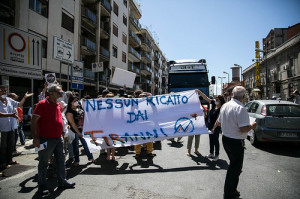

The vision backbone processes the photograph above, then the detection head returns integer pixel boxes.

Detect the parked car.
[245,100,300,146]
[22,107,32,130]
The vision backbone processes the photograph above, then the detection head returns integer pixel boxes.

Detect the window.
[122,33,127,44]
[29,0,48,17]
[113,2,119,16]
[113,23,118,37]
[123,14,127,26]
[122,52,126,63]
[112,45,118,58]
[42,39,47,58]
[123,0,127,7]
[62,11,74,33]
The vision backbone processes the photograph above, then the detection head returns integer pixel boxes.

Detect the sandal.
[106,157,111,161]
[89,159,95,163]
[73,162,80,166]
[0,164,11,169]
[194,151,200,155]
[8,161,18,165]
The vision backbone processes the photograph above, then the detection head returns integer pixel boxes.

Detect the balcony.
[129,0,142,19]
[129,15,141,33]
[84,68,95,79]
[81,6,97,27]
[141,37,152,52]
[100,21,110,39]
[100,0,111,16]
[100,46,110,61]
[129,29,141,47]
[128,64,140,75]
[141,51,152,63]
[141,64,152,76]
[128,46,141,62]
[81,36,96,55]
[154,51,160,61]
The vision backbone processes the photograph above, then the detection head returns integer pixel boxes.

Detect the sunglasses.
[56,91,64,95]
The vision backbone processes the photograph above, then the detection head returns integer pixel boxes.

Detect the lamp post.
[234,64,243,82]
[223,71,229,84]
[255,48,276,99]
[218,76,226,95]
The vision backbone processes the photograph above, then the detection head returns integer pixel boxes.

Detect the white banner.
[82,90,209,150]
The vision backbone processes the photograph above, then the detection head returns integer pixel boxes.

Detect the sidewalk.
[0,139,37,180]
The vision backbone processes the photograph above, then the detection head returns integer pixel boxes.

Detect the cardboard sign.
[111,67,136,88]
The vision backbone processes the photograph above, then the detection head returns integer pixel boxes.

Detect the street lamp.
[255,48,276,99]
[218,76,226,95]
[234,64,243,82]
[223,71,229,84]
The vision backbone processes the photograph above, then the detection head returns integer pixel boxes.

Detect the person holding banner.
[105,93,117,161]
[66,94,94,166]
[134,92,154,158]
[196,89,226,161]
[216,86,256,199]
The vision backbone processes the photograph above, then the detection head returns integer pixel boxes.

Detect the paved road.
[0,134,299,199]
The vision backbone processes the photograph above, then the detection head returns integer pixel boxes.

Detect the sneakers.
[205,153,214,158]
[38,187,50,195]
[212,155,219,162]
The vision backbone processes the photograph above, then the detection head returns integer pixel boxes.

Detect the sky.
[138,0,300,93]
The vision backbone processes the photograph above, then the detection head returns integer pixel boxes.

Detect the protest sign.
[82,90,209,150]
[45,73,56,87]
[111,67,136,88]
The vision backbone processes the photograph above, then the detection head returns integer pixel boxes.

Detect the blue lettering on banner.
[127,110,148,123]
[85,94,189,112]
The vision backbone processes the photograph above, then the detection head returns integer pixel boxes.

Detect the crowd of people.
[3,82,300,198]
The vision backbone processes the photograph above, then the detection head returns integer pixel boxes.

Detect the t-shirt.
[0,97,19,132]
[33,97,63,138]
[218,98,250,139]
[207,100,220,130]
[66,108,84,134]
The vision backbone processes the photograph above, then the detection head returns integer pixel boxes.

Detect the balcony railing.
[130,14,141,30]
[141,51,152,62]
[101,0,112,13]
[100,21,110,35]
[81,36,96,53]
[129,46,141,60]
[141,38,152,50]
[81,6,97,26]
[129,29,141,45]
[100,46,110,58]
[141,64,152,74]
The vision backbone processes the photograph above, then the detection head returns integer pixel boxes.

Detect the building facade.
[0,0,167,107]
[243,32,300,101]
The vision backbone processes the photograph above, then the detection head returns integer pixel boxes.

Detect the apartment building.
[243,29,300,101]
[0,0,167,107]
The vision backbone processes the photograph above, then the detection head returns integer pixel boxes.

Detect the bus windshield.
[169,73,209,87]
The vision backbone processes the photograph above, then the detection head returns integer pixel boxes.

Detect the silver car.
[245,100,300,146]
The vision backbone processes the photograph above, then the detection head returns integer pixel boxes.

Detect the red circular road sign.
[8,32,26,52]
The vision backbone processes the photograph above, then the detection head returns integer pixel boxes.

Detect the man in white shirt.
[216,86,256,199]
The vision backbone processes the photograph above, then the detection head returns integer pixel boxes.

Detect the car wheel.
[249,132,259,146]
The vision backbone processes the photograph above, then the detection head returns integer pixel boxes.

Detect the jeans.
[0,130,16,165]
[209,126,221,156]
[38,137,67,187]
[222,135,245,199]
[72,133,93,163]
[14,122,25,151]
[187,135,200,150]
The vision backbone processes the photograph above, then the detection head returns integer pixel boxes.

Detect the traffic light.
[211,76,216,84]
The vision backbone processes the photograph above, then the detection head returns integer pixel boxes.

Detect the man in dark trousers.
[216,86,256,199]
[31,84,75,195]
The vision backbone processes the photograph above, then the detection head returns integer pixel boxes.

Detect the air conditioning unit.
[283,65,288,70]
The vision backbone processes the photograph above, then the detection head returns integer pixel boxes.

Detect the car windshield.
[267,105,300,117]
